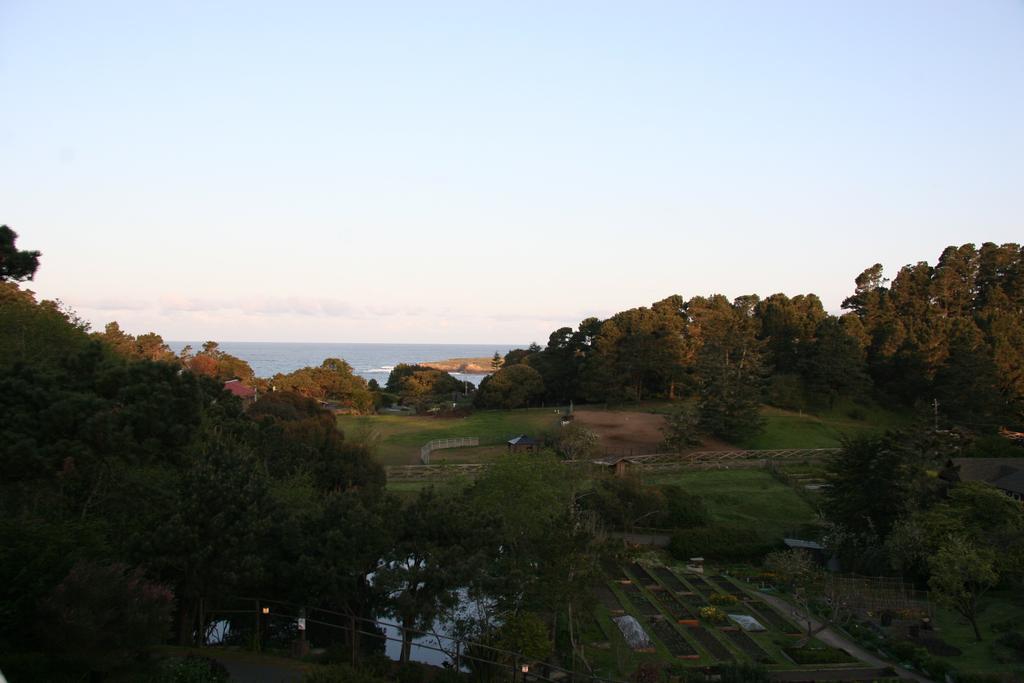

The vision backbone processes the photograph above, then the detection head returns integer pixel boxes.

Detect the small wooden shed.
[507,434,539,453]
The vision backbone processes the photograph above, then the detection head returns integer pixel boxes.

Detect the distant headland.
[420,356,497,374]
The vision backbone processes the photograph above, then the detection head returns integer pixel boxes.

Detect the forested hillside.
[497,242,1023,437]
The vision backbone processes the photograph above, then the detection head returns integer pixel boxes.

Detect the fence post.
[254,599,261,652]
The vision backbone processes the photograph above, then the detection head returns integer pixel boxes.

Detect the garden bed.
[688,626,735,662]
[783,645,857,665]
[621,583,662,617]
[649,587,696,621]
[712,574,751,600]
[602,560,628,582]
[594,583,625,613]
[654,566,687,592]
[648,617,699,659]
[720,627,773,663]
[685,575,712,595]
[628,562,658,586]
[749,602,801,635]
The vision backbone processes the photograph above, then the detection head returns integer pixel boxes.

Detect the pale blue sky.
[2,1,1022,343]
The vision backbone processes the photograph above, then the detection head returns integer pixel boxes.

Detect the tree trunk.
[969,614,982,642]
[400,618,414,664]
[176,601,194,645]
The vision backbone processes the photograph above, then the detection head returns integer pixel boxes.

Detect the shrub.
[717,662,769,683]
[708,593,739,606]
[699,606,726,623]
[34,561,174,672]
[783,646,855,665]
[157,655,230,683]
[660,485,710,529]
[301,664,390,683]
[997,631,1024,655]
[669,525,778,561]
[395,662,431,683]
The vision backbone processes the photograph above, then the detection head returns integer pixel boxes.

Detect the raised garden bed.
[748,602,801,635]
[712,574,750,600]
[594,583,625,613]
[685,575,712,595]
[602,560,628,582]
[628,562,658,586]
[720,627,774,663]
[621,582,662,617]
[688,625,735,662]
[654,566,687,592]
[648,617,699,659]
[649,587,696,621]
[783,645,857,665]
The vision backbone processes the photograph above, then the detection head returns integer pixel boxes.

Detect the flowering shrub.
[699,606,727,623]
[709,592,739,606]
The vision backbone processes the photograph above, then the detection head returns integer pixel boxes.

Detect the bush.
[395,662,431,683]
[708,593,738,606]
[661,485,710,529]
[157,655,230,683]
[997,631,1024,655]
[0,652,85,682]
[699,606,726,623]
[669,525,778,561]
[35,561,174,672]
[301,664,390,683]
[717,662,769,683]
[783,646,855,665]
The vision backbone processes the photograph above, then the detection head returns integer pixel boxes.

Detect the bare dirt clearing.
[573,408,735,455]
[573,408,667,455]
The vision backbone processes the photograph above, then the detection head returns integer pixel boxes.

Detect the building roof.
[953,458,1024,496]
[783,538,825,551]
[507,434,539,446]
[224,379,256,399]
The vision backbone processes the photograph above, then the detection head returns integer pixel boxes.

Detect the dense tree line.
[0,229,611,680]
[821,431,1024,642]
[499,242,1023,437]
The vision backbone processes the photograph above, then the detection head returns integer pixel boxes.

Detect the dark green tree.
[0,225,41,282]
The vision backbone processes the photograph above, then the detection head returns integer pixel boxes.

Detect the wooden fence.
[420,437,480,464]
[388,448,841,481]
[617,448,841,472]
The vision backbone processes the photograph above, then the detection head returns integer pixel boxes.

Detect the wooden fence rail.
[389,448,841,481]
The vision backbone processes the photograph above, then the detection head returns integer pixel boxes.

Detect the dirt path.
[758,593,933,683]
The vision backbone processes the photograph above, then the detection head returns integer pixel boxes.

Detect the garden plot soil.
[649,587,695,620]
[654,567,687,592]
[621,583,662,617]
[749,602,801,635]
[648,618,699,658]
[684,575,712,595]
[628,563,658,586]
[721,627,773,663]
[712,575,750,600]
[595,583,625,613]
[602,560,628,582]
[688,626,735,662]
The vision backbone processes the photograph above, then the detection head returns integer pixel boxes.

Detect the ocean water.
[166,341,522,385]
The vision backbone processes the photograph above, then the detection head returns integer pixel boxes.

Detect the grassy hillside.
[643,469,819,543]
[337,407,562,465]
[740,401,913,449]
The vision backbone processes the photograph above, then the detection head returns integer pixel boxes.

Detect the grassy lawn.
[337,408,563,465]
[740,401,913,450]
[643,469,819,542]
[930,589,1024,674]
